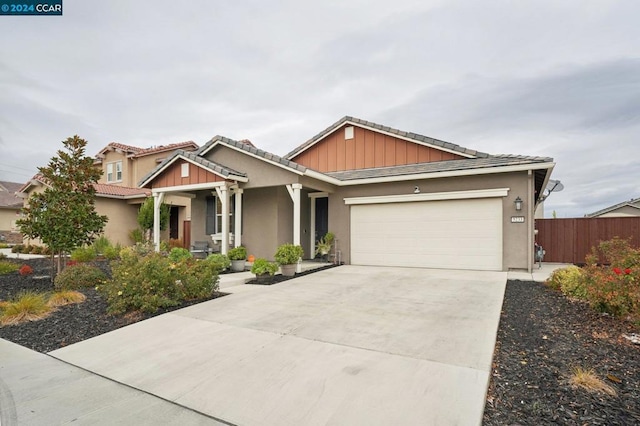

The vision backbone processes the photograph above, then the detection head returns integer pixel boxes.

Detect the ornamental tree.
[17,135,107,275]
[137,196,170,242]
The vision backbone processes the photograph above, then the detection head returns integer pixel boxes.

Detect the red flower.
[613,267,622,275]
[624,268,632,275]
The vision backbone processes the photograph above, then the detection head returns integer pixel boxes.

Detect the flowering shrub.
[18,264,33,276]
[582,238,640,319]
[54,264,108,290]
[547,265,586,299]
[168,247,193,263]
[99,250,219,314]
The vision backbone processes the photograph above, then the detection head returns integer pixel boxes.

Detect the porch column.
[286,183,302,246]
[215,184,230,255]
[234,188,243,248]
[153,192,165,252]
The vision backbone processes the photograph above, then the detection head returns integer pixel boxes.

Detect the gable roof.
[585,197,640,217]
[197,135,306,173]
[95,141,199,161]
[0,180,23,209]
[138,149,248,188]
[18,174,149,200]
[285,116,490,161]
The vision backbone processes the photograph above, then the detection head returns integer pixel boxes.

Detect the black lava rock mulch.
[483,280,640,425]
[0,258,225,353]
[245,263,339,285]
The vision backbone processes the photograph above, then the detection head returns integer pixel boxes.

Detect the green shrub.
[129,228,145,244]
[30,245,42,255]
[205,253,231,273]
[275,244,304,265]
[103,244,121,260]
[547,266,587,299]
[251,258,278,276]
[0,253,6,260]
[11,244,23,253]
[228,246,247,261]
[54,264,108,290]
[92,236,112,255]
[0,261,19,275]
[0,242,9,249]
[99,251,219,314]
[168,247,193,263]
[70,246,97,262]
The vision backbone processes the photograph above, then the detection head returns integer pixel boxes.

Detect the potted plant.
[228,246,247,272]
[274,243,304,277]
[250,258,278,284]
[315,232,334,261]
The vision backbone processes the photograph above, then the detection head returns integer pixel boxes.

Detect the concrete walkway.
[507,262,571,282]
[49,266,507,425]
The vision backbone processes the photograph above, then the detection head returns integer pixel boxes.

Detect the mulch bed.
[484,280,640,425]
[245,262,339,285]
[0,258,225,353]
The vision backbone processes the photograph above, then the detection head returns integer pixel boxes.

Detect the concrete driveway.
[51,266,506,425]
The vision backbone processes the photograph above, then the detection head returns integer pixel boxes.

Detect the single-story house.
[140,116,555,272]
[0,180,23,244]
[585,197,640,218]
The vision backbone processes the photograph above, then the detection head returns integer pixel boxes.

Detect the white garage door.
[350,198,503,271]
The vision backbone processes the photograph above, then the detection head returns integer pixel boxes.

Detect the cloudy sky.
[1,0,638,217]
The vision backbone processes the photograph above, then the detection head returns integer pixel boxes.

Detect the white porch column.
[152,192,165,252]
[234,188,243,248]
[215,184,230,255]
[286,183,303,246]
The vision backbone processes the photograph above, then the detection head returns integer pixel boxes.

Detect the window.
[181,163,189,178]
[106,161,123,182]
[205,196,235,234]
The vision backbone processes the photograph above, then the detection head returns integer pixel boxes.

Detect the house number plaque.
[511,216,525,223]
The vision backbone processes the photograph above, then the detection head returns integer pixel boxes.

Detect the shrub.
[251,258,278,276]
[275,244,304,265]
[228,246,247,261]
[0,253,6,260]
[47,290,86,307]
[19,264,33,276]
[30,245,42,255]
[103,244,121,260]
[0,291,52,325]
[54,264,108,290]
[547,266,587,299]
[129,228,145,244]
[168,247,193,263]
[99,252,219,314]
[581,238,640,318]
[0,261,19,275]
[169,239,183,249]
[92,236,112,255]
[70,246,97,263]
[0,242,9,249]
[205,253,231,273]
[11,244,23,253]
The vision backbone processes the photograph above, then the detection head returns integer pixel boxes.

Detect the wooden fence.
[536,217,640,264]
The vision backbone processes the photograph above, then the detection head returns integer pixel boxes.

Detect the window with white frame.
[205,196,235,234]
[106,161,123,182]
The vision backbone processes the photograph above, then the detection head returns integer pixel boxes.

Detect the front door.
[169,206,179,240]
[314,197,328,256]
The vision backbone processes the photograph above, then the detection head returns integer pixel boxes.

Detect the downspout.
[527,170,533,273]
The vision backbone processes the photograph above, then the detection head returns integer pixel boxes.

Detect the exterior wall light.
[514,196,523,211]
[414,186,420,194]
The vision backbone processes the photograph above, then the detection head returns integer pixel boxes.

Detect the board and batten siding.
[151,161,226,189]
[292,125,463,172]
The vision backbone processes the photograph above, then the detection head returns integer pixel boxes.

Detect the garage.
[349,197,503,271]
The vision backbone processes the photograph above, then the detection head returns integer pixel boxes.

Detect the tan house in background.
[140,116,555,272]
[0,181,23,244]
[585,197,640,218]
[18,141,199,246]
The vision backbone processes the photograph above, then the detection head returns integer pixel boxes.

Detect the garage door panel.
[350,198,502,271]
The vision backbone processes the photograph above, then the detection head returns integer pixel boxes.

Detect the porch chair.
[190,241,214,259]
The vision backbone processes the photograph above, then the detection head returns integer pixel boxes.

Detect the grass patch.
[0,260,19,275]
[47,290,86,308]
[569,367,617,396]
[0,291,52,326]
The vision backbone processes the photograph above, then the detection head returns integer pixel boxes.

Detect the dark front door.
[315,197,328,244]
[169,206,179,240]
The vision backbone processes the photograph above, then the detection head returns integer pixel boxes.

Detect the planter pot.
[280,263,296,277]
[230,259,245,272]
[255,273,274,285]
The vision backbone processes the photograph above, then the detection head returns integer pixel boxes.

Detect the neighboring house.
[585,197,640,218]
[140,116,555,272]
[0,180,24,244]
[18,141,199,246]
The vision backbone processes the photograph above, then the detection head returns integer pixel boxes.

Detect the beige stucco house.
[0,181,23,244]
[585,197,640,218]
[18,141,199,246]
[140,116,555,272]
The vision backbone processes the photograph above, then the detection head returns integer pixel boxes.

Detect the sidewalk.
[0,248,46,260]
[507,262,570,282]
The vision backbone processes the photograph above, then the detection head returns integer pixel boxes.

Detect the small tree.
[17,135,107,276]
[137,197,170,242]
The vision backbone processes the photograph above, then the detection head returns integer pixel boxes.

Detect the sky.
[1,0,638,218]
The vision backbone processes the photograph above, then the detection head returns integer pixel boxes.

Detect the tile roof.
[284,116,491,160]
[324,155,554,181]
[198,135,307,173]
[133,141,199,157]
[0,180,23,208]
[585,197,640,217]
[138,149,248,187]
[17,174,149,199]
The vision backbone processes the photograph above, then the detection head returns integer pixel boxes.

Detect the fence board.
[536,217,640,264]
